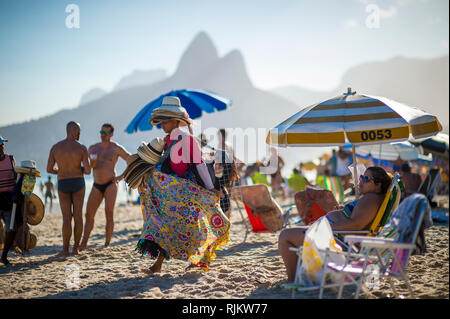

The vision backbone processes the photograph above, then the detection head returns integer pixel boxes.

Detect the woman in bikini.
[278,166,392,282]
[137,96,230,274]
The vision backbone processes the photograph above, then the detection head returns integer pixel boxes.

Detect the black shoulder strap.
[157,135,182,167]
[9,155,17,179]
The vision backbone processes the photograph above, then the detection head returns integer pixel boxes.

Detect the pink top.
[164,128,203,177]
[0,154,15,192]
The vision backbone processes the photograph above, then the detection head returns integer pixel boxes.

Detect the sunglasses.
[100,130,111,136]
[359,175,373,183]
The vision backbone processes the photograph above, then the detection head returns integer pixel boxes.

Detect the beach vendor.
[136,96,230,274]
[0,135,21,266]
[278,166,392,282]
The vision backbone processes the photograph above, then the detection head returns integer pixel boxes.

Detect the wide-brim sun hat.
[25,193,45,225]
[149,96,193,127]
[14,160,41,177]
[126,153,140,166]
[137,137,164,165]
[26,232,37,250]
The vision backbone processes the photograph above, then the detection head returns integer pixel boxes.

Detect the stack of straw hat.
[149,96,193,127]
[123,137,165,189]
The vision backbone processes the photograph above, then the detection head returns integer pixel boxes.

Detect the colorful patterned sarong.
[136,166,230,270]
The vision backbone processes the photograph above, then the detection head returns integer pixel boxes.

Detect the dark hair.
[102,123,114,133]
[366,166,392,194]
[401,163,411,173]
[66,121,80,134]
[219,128,226,139]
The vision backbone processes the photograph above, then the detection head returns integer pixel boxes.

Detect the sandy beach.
[0,198,448,299]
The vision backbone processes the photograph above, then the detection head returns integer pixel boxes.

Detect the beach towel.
[136,165,230,270]
[382,193,432,255]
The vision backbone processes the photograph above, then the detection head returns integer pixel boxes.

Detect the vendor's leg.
[142,254,165,274]
[278,226,308,282]
[1,231,17,266]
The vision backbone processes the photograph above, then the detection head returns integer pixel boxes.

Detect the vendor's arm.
[188,135,215,190]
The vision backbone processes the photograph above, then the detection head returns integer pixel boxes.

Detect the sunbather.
[278,166,392,282]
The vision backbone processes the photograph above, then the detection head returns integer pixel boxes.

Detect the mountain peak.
[113,69,167,91]
[173,31,219,76]
[78,87,107,106]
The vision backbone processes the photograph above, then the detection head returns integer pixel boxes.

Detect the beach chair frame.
[418,168,441,204]
[324,176,345,204]
[230,184,295,242]
[281,173,404,298]
[325,194,428,299]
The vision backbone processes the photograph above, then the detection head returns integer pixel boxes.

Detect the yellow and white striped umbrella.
[267,89,442,147]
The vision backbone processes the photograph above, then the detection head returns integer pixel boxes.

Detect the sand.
[0,198,448,299]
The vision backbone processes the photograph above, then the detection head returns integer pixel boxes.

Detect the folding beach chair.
[333,173,403,251]
[281,173,403,298]
[231,184,294,241]
[284,174,402,247]
[418,168,441,205]
[324,193,431,299]
[323,176,345,204]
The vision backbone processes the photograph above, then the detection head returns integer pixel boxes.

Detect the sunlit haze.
[0,0,448,126]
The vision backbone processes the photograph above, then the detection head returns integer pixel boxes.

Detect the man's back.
[45,181,53,192]
[51,139,86,180]
[402,172,422,194]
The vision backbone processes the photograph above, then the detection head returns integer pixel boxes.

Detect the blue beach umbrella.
[125,89,232,133]
[342,141,423,161]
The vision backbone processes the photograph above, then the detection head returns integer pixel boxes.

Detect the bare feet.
[141,268,155,275]
[141,263,162,275]
[1,255,10,266]
[56,250,70,258]
[185,264,197,271]
[71,248,79,256]
[79,244,87,251]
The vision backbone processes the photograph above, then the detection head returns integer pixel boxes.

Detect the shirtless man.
[400,163,422,198]
[44,176,55,211]
[46,121,91,256]
[79,123,130,250]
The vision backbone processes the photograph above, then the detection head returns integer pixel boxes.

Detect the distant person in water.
[79,123,130,250]
[46,121,91,257]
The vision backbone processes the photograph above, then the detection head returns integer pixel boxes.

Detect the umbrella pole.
[352,145,359,198]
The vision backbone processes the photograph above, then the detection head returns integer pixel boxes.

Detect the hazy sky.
[0,0,448,126]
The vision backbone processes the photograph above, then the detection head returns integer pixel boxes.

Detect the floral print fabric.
[137,166,230,270]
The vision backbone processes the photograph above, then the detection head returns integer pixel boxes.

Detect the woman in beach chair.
[278,166,392,282]
[136,97,230,274]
